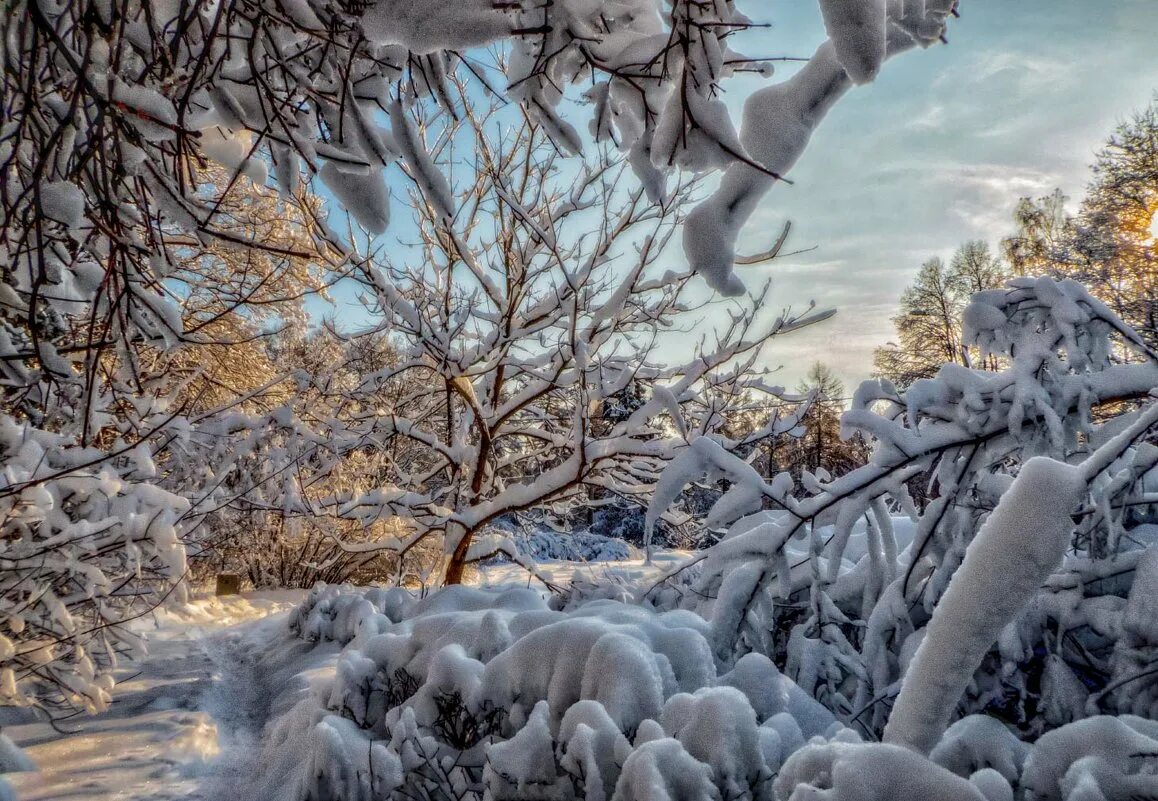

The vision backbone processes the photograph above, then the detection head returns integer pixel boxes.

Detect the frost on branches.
[1,0,961,713]
[281,88,818,586]
[213,274,1158,801]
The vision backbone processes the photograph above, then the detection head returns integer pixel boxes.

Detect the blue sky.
[723,0,1158,390]
[312,0,1158,393]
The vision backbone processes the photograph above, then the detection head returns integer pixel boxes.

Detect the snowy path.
[4,557,690,801]
[4,593,302,801]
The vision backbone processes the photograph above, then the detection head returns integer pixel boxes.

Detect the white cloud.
[928,162,1059,235]
[958,51,1076,96]
[907,103,947,132]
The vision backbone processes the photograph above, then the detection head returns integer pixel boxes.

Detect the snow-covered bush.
[269,555,1158,801]
[506,528,638,564]
[588,503,656,549]
[265,582,848,801]
[647,276,1158,738]
[2,0,965,714]
[0,418,188,713]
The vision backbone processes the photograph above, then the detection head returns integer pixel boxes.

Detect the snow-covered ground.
[9,536,1158,801]
[2,556,683,801]
[2,591,306,801]
[476,549,690,590]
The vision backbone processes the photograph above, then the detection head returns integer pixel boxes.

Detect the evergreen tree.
[768,362,868,484]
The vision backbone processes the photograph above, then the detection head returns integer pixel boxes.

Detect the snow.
[11,559,1158,801]
[623,270,1158,798]
[198,128,268,185]
[2,591,303,801]
[682,41,852,295]
[0,733,34,773]
[716,653,836,737]
[929,715,1028,784]
[37,181,85,229]
[241,572,898,801]
[4,566,837,801]
[485,700,558,790]
[12,2,1158,799]
[884,457,1088,755]
[317,162,390,236]
[478,549,691,594]
[819,0,888,83]
[775,740,987,801]
[660,687,769,797]
[970,770,1015,801]
[1108,546,1158,716]
[611,738,717,801]
[390,98,454,220]
[2,273,1155,801]
[503,527,639,563]
[1021,716,1158,801]
[558,700,632,801]
[360,0,515,53]
[0,418,192,714]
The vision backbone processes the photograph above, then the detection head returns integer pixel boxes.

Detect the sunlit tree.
[873,242,1008,389]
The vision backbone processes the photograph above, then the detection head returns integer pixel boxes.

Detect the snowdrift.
[234,577,1158,801]
[248,582,838,801]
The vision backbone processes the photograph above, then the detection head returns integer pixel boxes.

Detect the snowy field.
[2,556,690,801]
[10,534,1158,801]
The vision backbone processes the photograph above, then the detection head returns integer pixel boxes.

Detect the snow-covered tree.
[290,91,821,584]
[1002,101,1158,351]
[190,330,412,589]
[2,0,964,713]
[0,170,331,714]
[648,275,1158,736]
[873,241,1009,389]
[1002,189,1073,277]
[1056,101,1158,350]
[2,0,961,334]
[0,422,189,715]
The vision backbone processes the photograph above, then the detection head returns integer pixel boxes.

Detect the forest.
[1,1,1157,800]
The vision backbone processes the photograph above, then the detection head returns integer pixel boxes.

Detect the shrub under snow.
[261,563,1158,801]
[261,582,845,801]
[506,528,639,564]
[642,277,1158,741]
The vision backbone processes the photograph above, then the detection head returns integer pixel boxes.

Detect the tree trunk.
[442,527,474,585]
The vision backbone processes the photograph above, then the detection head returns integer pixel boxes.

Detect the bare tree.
[873,242,1009,389]
[293,90,824,585]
